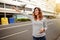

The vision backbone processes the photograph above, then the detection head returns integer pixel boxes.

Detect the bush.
[16,18,31,22]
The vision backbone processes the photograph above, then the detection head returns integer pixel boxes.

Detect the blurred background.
[0,0,60,24]
[0,0,60,40]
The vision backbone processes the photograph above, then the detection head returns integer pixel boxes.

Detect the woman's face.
[34,8,39,15]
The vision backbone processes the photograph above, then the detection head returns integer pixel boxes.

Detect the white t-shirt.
[21,12,47,37]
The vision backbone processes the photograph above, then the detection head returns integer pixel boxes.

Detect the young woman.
[13,7,47,40]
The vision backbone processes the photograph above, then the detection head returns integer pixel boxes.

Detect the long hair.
[33,7,43,20]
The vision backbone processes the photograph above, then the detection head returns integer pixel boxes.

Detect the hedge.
[16,18,31,22]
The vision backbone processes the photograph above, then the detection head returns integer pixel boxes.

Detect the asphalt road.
[0,19,60,40]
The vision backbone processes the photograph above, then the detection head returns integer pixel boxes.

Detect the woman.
[13,7,47,40]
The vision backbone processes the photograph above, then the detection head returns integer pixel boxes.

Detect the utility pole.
[4,3,6,18]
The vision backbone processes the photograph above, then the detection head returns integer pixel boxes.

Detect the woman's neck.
[37,16,43,21]
[37,15,40,20]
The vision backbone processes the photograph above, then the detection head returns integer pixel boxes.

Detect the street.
[0,19,60,40]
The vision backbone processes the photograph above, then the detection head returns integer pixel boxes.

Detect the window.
[0,2,4,8]
[13,0,16,1]
[17,0,21,2]
[16,6,25,10]
[5,4,16,9]
[25,8,32,11]
[16,0,23,2]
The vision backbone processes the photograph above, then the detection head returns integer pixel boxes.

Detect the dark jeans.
[33,36,46,40]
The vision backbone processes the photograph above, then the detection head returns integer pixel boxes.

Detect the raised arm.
[12,6,32,20]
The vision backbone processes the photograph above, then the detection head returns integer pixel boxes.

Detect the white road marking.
[0,19,58,30]
[0,30,29,39]
[0,23,32,30]
[0,21,31,26]
[0,20,54,30]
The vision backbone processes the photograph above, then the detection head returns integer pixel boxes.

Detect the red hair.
[33,7,43,20]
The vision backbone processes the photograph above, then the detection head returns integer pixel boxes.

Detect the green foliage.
[16,18,31,22]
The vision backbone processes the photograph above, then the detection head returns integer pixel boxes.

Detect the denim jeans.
[33,36,46,40]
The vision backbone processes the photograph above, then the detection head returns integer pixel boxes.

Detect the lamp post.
[4,3,6,18]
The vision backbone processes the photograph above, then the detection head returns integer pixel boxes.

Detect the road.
[0,19,60,40]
